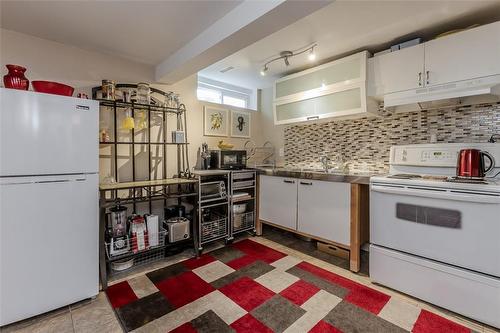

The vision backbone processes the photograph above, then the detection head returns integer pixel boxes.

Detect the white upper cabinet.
[424,22,500,86]
[273,51,378,125]
[368,21,500,98]
[368,44,425,96]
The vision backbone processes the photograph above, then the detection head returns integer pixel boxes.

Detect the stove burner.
[446,177,488,184]
[387,174,423,180]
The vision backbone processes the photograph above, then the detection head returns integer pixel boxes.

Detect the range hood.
[384,75,500,111]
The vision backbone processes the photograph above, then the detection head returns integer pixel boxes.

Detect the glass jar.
[102,80,115,100]
[136,83,150,105]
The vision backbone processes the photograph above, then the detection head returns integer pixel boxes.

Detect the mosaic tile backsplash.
[284,103,500,173]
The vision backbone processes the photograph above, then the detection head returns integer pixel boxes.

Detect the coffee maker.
[198,143,211,170]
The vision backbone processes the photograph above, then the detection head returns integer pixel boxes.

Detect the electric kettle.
[456,149,494,179]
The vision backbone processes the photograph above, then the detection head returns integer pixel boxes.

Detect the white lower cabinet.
[259,175,297,230]
[297,180,351,246]
[259,176,351,246]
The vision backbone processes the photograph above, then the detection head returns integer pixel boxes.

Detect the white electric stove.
[370,143,500,329]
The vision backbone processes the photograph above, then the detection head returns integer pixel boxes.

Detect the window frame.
[197,76,251,109]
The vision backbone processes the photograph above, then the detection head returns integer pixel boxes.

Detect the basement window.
[197,76,252,109]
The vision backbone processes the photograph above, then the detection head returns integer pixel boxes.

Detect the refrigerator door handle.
[0,174,87,185]
[35,179,71,184]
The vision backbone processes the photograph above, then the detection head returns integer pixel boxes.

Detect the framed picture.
[231,110,251,138]
[204,106,228,137]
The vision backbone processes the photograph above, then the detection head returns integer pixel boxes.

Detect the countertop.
[256,168,383,185]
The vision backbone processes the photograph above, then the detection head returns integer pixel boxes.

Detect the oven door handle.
[371,184,500,204]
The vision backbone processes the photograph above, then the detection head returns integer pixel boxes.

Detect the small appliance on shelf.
[210,149,247,170]
[165,217,190,243]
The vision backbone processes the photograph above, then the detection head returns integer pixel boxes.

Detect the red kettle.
[456,149,494,179]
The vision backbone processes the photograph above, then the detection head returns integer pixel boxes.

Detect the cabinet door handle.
[300,181,313,185]
[426,70,430,85]
[307,116,319,121]
[418,72,422,86]
[283,179,295,184]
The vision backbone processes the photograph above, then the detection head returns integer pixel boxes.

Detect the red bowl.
[32,81,74,96]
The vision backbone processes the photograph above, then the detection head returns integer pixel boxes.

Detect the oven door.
[370,182,500,277]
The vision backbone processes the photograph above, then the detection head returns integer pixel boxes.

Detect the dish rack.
[245,141,275,168]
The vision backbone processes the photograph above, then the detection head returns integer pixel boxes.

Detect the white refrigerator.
[0,88,99,326]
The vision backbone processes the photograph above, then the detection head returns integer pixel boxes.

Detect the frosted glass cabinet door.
[276,56,362,99]
[275,88,362,124]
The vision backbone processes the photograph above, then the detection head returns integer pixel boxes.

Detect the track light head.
[260,65,268,76]
[308,47,316,61]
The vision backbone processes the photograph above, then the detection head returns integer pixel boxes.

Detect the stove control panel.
[392,147,458,166]
[421,150,455,162]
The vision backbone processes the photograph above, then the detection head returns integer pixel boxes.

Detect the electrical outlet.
[279,147,284,157]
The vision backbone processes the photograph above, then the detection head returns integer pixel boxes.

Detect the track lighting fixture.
[260,65,268,76]
[259,43,317,76]
[308,46,316,61]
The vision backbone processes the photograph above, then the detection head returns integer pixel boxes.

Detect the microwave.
[210,150,247,170]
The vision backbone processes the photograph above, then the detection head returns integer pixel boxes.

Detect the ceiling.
[0,0,242,65]
[199,0,500,89]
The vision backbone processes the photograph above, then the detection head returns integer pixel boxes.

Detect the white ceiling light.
[308,46,316,61]
[260,43,317,75]
[260,65,269,76]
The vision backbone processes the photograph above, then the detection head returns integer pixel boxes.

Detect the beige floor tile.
[70,292,120,333]
[127,274,159,298]
[255,269,299,293]
[301,290,342,313]
[192,260,235,283]
[271,255,303,271]
[378,296,421,331]
[1,311,74,333]
[484,326,500,333]
[284,290,341,333]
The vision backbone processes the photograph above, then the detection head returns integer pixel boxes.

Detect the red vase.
[3,64,29,90]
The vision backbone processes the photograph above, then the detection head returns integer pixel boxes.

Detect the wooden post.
[350,184,370,272]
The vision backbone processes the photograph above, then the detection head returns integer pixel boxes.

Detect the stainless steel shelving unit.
[230,170,257,238]
[193,170,231,253]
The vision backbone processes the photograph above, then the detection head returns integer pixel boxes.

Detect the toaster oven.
[200,181,227,201]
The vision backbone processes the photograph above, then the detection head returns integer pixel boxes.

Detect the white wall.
[259,87,285,166]
[1,28,264,180]
[0,29,153,94]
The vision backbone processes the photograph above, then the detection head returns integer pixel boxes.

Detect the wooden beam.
[350,184,361,272]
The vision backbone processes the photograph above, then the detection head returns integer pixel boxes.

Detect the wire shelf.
[201,213,228,243]
[105,229,167,261]
[108,246,166,276]
[233,211,255,233]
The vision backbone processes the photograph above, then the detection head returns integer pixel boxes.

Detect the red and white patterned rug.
[106,238,476,332]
